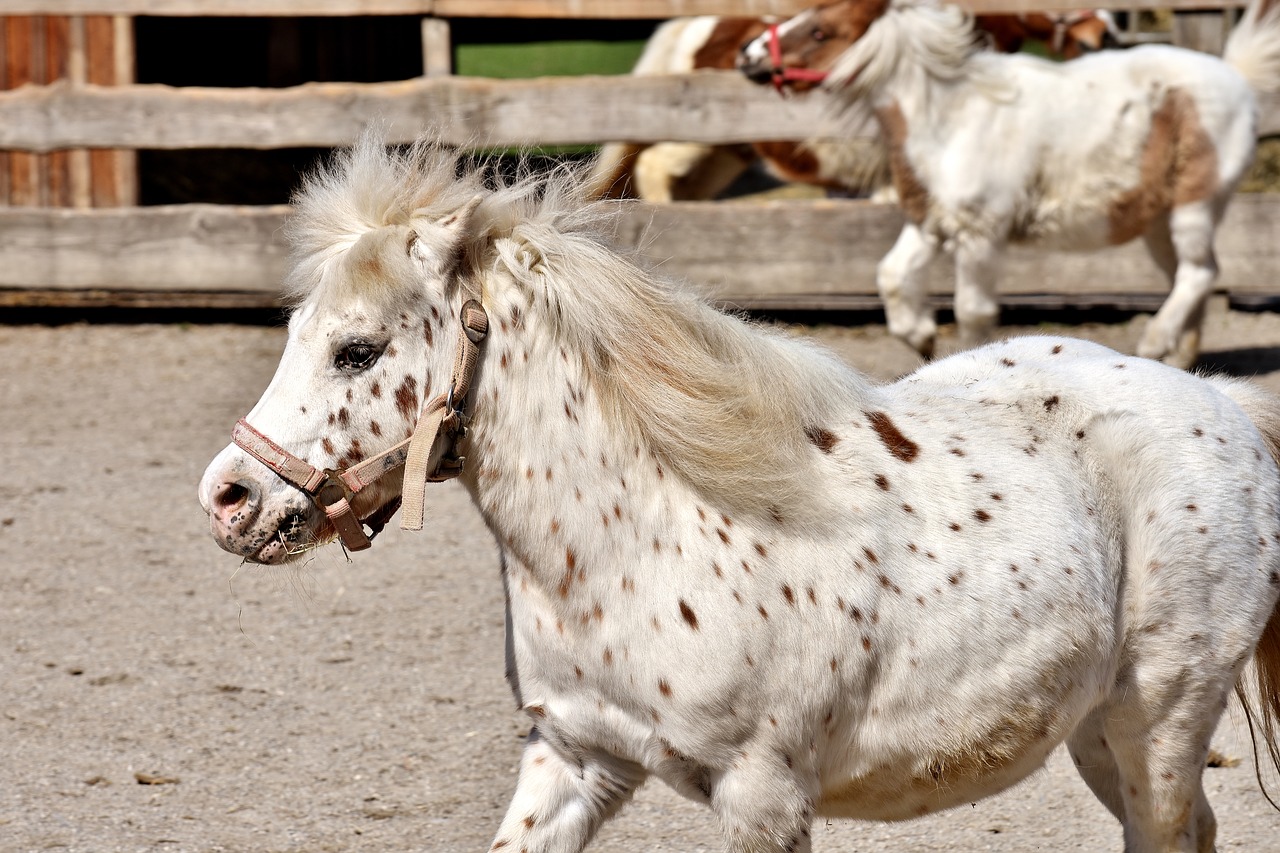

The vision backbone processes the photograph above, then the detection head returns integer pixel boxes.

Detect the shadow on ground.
[1198,345,1280,377]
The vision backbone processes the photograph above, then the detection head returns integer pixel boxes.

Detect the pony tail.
[1224,0,1280,94]
[1217,376,1280,810]
[1235,607,1280,811]
[583,143,642,199]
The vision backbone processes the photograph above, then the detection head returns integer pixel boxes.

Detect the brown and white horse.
[586,7,1118,201]
[740,0,1280,368]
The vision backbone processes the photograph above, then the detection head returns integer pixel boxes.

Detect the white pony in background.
[587,5,1120,202]
[740,0,1280,367]
[201,136,1280,852]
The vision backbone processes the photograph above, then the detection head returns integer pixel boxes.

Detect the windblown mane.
[285,137,874,521]
[827,0,1012,103]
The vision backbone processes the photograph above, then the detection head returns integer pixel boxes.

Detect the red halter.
[767,24,831,92]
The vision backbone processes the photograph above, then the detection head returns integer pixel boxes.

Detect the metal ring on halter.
[315,471,353,509]
[445,381,460,416]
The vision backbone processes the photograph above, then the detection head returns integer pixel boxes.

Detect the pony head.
[976,10,1120,59]
[737,0,891,92]
[198,139,493,564]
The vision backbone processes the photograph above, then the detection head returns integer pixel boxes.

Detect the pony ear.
[407,195,483,276]
[438,194,483,234]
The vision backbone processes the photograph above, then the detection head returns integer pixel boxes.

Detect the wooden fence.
[0,0,1277,313]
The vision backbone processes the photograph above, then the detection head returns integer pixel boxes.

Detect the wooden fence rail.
[3,76,1279,152]
[3,195,1278,311]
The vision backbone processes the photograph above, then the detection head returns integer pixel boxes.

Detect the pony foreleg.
[953,237,1003,351]
[486,727,646,853]
[878,223,940,358]
[711,752,816,853]
[1137,201,1220,370]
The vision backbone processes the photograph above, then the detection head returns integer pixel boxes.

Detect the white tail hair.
[1225,0,1280,93]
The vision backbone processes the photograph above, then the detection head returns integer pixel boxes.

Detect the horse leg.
[711,753,816,853]
[878,223,940,358]
[1066,707,1126,824]
[486,727,646,853]
[1137,200,1220,370]
[1088,648,1237,852]
[953,236,1003,351]
[634,142,741,202]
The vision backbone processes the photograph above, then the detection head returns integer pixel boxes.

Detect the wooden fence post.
[421,16,451,77]
[1172,9,1227,54]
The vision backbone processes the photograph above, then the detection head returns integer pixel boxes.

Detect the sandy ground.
[3,307,1280,852]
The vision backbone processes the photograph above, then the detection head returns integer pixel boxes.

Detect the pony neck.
[455,227,875,555]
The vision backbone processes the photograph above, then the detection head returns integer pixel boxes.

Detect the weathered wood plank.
[0,0,1251,18]
[2,75,1278,152]
[1,195,1277,305]
[626,194,1280,301]
[0,204,293,290]
[0,74,840,151]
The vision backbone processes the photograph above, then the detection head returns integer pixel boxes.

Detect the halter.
[766,24,830,92]
[232,298,489,552]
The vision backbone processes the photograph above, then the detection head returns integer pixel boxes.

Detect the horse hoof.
[1138,327,1199,371]
[906,333,935,360]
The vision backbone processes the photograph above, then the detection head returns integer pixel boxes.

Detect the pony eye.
[812,27,827,41]
[334,342,382,372]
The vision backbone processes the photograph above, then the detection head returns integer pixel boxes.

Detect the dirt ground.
[4,306,1280,852]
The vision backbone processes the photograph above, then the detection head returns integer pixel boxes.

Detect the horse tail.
[1224,0,1280,94]
[583,143,642,199]
[1214,376,1280,808]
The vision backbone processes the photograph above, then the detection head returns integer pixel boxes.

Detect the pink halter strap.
[767,24,830,92]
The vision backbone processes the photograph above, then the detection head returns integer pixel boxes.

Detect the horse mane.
[285,135,874,522]
[827,0,1013,104]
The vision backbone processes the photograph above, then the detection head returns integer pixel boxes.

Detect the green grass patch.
[456,40,647,79]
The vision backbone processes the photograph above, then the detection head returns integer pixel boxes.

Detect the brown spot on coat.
[559,548,578,598]
[394,376,418,421]
[694,17,769,70]
[679,600,699,630]
[1109,87,1219,243]
[805,425,839,453]
[865,410,921,462]
[876,101,930,224]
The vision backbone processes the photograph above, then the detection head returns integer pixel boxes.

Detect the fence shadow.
[1197,346,1280,378]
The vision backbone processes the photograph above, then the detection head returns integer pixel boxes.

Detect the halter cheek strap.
[231,297,489,552]
[767,24,831,93]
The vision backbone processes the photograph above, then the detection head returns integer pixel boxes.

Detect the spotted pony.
[201,136,1280,852]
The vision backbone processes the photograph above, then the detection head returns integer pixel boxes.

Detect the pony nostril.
[212,481,252,515]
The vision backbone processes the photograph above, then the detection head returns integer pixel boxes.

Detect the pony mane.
[285,135,874,522]
[827,0,1010,103]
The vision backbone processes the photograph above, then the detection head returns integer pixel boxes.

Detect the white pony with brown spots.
[200,136,1280,852]
[739,0,1280,368]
